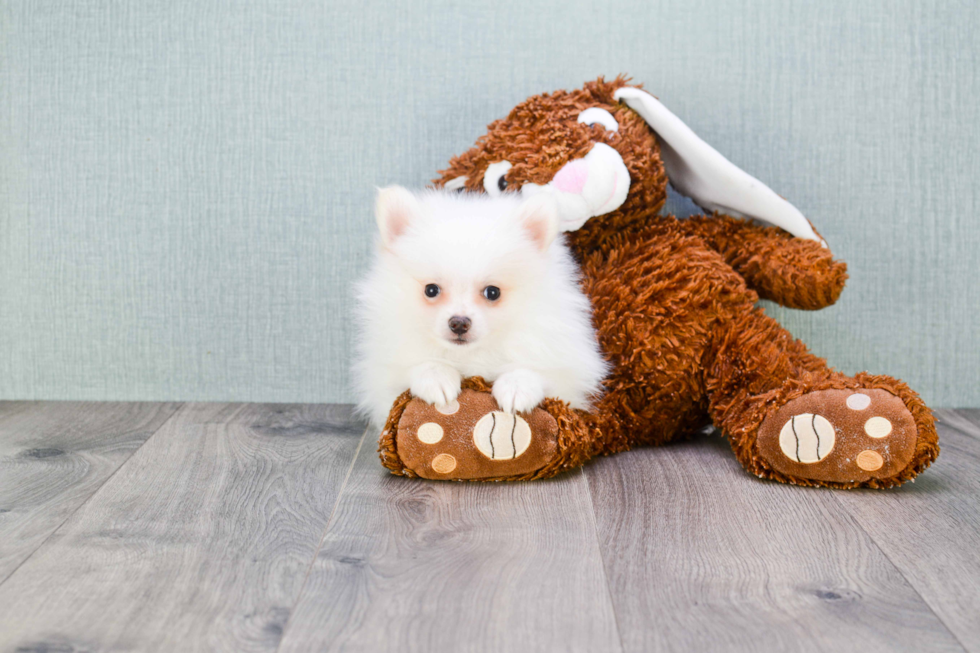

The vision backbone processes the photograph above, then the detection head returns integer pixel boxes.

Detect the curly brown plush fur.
[380,76,937,488]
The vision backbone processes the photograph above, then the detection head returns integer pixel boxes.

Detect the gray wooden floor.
[0,403,978,653]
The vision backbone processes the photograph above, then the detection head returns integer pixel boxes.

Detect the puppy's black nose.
[448,316,471,335]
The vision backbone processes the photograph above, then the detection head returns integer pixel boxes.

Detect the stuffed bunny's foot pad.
[757,388,918,484]
[394,389,560,480]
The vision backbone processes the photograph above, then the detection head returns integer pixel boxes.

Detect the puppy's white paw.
[409,362,462,407]
[492,369,545,414]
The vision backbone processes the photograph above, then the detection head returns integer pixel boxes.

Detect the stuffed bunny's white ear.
[614,87,825,246]
[375,186,422,247]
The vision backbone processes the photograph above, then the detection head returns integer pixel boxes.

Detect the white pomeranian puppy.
[352,186,608,427]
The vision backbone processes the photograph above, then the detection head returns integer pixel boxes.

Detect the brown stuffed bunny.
[378,76,938,489]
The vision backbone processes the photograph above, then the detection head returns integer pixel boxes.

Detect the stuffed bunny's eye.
[443,176,468,193]
[577,108,619,133]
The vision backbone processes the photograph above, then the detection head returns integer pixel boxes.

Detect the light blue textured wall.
[1,0,977,405]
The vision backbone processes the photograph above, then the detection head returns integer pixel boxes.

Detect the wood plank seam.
[830,409,979,653]
[829,478,970,653]
[936,410,980,441]
[273,422,370,653]
[0,402,185,588]
[583,467,628,653]
[0,402,366,651]
[582,434,968,652]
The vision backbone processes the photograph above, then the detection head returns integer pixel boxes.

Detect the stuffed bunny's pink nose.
[551,160,589,195]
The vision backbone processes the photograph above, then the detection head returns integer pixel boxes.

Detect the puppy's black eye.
[483,285,501,301]
[497,176,508,192]
[424,284,440,298]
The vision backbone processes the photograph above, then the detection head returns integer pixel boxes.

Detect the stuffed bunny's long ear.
[614,87,825,246]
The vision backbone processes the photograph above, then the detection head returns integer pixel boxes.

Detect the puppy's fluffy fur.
[353,187,608,427]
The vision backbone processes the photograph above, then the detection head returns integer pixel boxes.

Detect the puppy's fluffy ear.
[515,194,559,252]
[375,186,422,247]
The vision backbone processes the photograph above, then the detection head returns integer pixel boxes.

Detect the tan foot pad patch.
[395,389,559,480]
[757,388,917,483]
